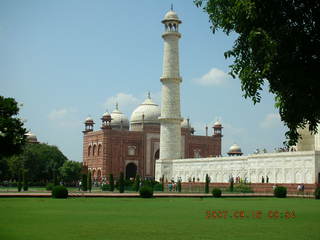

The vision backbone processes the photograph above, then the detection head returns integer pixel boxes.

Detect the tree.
[0,96,27,179]
[194,0,320,145]
[87,171,92,192]
[6,143,68,183]
[109,174,114,192]
[161,175,164,192]
[22,170,28,191]
[133,174,141,192]
[81,173,87,191]
[59,161,82,186]
[205,174,210,193]
[119,172,125,193]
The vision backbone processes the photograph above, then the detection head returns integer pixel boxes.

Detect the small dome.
[85,116,94,123]
[25,131,38,143]
[214,120,222,127]
[181,118,192,129]
[229,143,241,153]
[130,93,160,125]
[102,111,111,117]
[164,10,179,20]
[110,104,129,129]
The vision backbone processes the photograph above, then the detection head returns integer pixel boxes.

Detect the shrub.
[101,184,110,191]
[229,178,234,192]
[139,185,154,198]
[177,180,182,192]
[109,174,114,192]
[119,172,125,193]
[212,188,222,198]
[133,175,140,192]
[315,187,320,199]
[274,186,287,198]
[81,174,87,191]
[17,181,22,192]
[23,171,28,191]
[52,185,68,199]
[46,183,54,191]
[87,171,92,192]
[161,175,164,192]
[205,174,210,193]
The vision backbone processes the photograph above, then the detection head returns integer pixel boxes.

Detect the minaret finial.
[171,4,173,11]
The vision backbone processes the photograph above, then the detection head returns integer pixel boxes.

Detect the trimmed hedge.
[52,185,68,199]
[274,186,287,198]
[315,187,320,199]
[139,185,153,198]
[212,188,222,198]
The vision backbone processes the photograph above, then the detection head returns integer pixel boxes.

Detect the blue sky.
[1,0,287,161]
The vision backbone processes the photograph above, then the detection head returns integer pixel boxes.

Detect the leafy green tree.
[59,160,82,186]
[119,172,125,193]
[205,174,210,193]
[7,143,67,183]
[87,171,92,192]
[0,96,27,180]
[194,0,320,145]
[109,174,114,192]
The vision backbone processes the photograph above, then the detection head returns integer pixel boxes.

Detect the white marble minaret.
[159,9,182,163]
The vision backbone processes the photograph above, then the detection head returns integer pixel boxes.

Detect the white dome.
[164,10,180,21]
[102,111,111,117]
[25,131,38,143]
[130,93,160,125]
[229,143,241,153]
[181,118,192,129]
[214,120,222,127]
[85,116,94,123]
[110,104,129,129]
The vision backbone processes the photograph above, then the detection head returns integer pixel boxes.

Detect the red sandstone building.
[83,94,222,181]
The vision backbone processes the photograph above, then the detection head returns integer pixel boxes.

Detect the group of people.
[297,184,305,192]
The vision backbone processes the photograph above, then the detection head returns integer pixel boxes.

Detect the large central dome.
[130,93,160,129]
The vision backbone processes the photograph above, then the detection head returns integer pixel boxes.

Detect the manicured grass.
[0,198,319,240]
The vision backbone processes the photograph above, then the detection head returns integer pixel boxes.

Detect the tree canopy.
[7,143,68,183]
[0,96,27,159]
[194,0,320,145]
[59,160,82,185]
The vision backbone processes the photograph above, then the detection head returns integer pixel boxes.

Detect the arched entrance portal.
[126,163,137,179]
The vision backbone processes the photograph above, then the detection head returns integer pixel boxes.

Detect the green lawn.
[0,197,319,240]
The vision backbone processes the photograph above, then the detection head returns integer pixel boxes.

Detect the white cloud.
[260,113,282,128]
[194,68,231,86]
[48,108,80,128]
[105,93,140,111]
[48,108,68,120]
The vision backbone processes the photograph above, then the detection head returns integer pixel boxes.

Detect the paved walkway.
[0,192,314,198]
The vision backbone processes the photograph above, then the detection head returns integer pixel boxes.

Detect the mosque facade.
[83,9,320,185]
[82,97,222,181]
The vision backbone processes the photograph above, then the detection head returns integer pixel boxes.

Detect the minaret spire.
[159,9,182,166]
